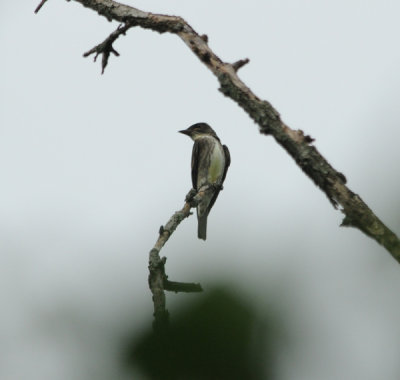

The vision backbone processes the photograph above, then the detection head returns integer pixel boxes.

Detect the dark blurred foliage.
[121,286,283,380]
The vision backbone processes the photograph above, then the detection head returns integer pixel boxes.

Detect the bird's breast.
[208,143,225,184]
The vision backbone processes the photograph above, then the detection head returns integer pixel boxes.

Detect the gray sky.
[2,1,400,379]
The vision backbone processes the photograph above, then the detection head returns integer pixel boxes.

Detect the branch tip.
[164,279,203,293]
[34,0,48,13]
[83,23,130,74]
[232,58,250,71]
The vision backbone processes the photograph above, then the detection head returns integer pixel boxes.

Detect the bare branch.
[148,250,168,330]
[34,0,49,13]
[50,1,400,261]
[148,188,207,329]
[83,23,131,74]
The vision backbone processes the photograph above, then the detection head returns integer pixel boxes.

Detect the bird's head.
[179,123,218,141]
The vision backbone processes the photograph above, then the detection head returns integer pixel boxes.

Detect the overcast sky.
[2,1,400,379]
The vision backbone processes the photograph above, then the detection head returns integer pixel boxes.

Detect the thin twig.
[34,0,49,13]
[164,279,202,293]
[83,23,132,74]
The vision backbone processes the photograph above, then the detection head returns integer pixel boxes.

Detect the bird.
[179,122,230,240]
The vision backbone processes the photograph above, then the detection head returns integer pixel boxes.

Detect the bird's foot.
[185,188,197,202]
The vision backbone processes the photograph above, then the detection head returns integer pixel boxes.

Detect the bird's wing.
[191,139,203,189]
[191,141,199,189]
[221,144,231,184]
[191,138,217,189]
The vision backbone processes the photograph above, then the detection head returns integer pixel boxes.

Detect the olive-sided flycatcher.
[179,123,230,240]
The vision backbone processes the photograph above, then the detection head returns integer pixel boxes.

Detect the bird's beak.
[179,129,191,136]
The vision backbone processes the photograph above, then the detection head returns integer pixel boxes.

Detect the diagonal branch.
[148,189,205,329]
[45,0,399,262]
[34,0,49,14]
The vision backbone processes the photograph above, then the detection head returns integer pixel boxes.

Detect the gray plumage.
[179,123,230,240]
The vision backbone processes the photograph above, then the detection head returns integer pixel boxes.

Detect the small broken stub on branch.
[232,58,250,71]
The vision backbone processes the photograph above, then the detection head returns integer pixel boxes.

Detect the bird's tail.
[197,214,207,240]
